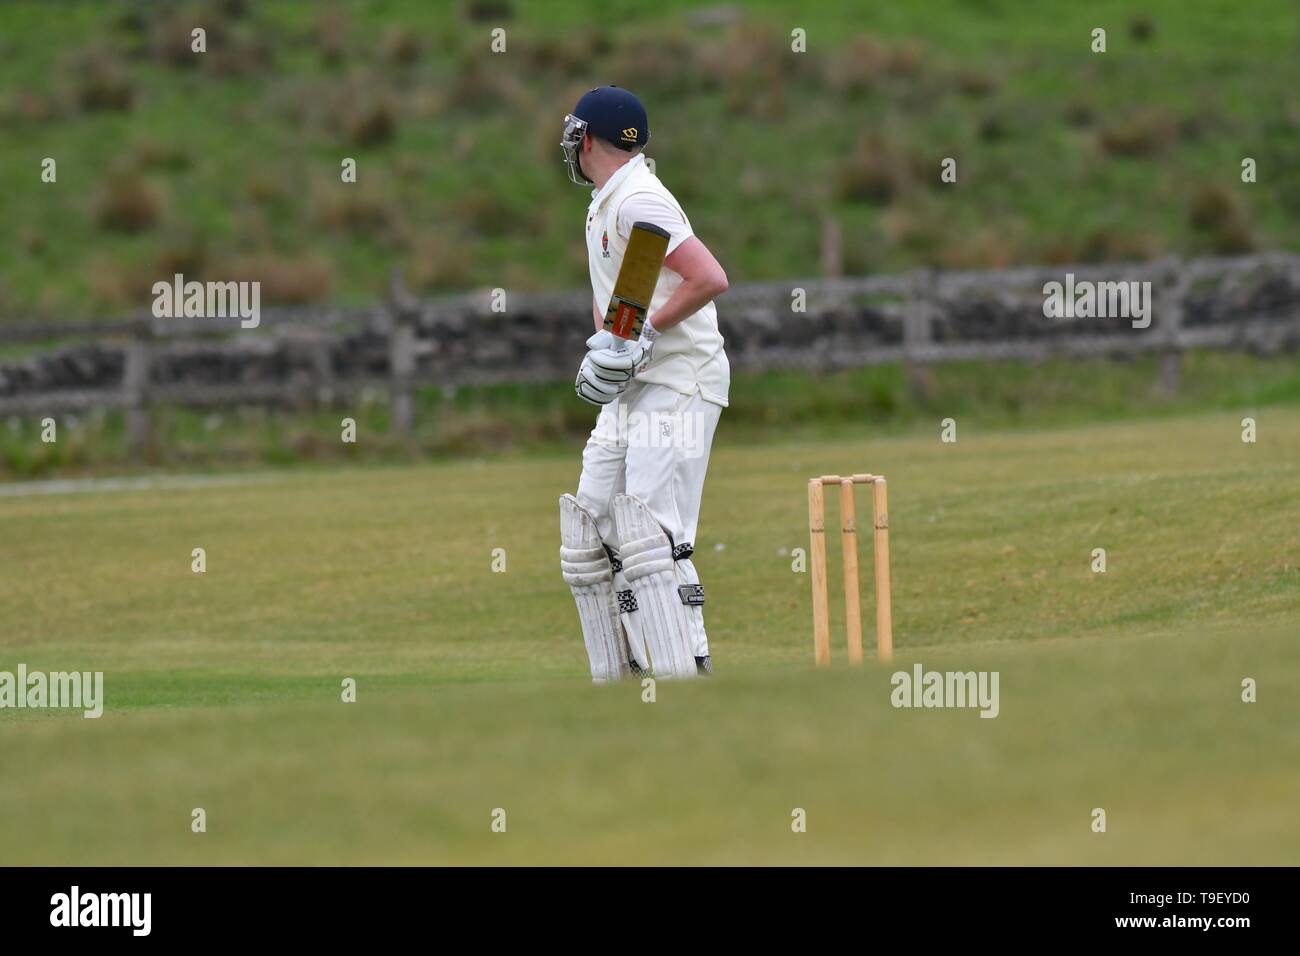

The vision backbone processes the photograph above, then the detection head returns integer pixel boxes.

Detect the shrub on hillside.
[1130,16,1156,43]
[153,227,209,278]
[382,25,422,66]
[93,172,163,234]
[19,227,47,255]
[329,78,401,146]
[70,48,135,112]
[463,0,513,22]
[1062,94,1096,128]
[447,54,501,110]
[85,254,163,311]
[244,171,287,208]
[215,0,251,17]
[316,6,351,67]
[978,112,1012,142]
[149,8,225,69]
[835,134,914,205]
[1041,228,1162,264]
[937,224,1024,269]
[132,138,192,171]
[953,68,999,99]
[219,254,334,304]
[2,89,65,124]
[878,203,945,258]
[449,188,526,238]
[408,232,474,292]
[1098,109,1178,157]
[885,40,926,79]
[207,31,277,77]
[1079,227,1162,263]
[1188,183,1254,253]
[822,34,888,96]
[310,180,397,237]
[709,19,788,118]
[522,35,589,78]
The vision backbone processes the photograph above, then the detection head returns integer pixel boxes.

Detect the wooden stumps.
[808,478,831,668]
[840,478,863,664]
[808,473,893,665]
[871,477,893,663]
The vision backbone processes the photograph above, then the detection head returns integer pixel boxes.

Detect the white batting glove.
[575,350,628,406]
[574,330,624,405]
[585,321,659,383]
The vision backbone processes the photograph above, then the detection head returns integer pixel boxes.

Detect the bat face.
[604,221,670,341]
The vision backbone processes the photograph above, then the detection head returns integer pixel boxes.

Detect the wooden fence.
[1,253,1297,451]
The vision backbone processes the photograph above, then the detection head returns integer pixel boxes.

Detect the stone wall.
[2,254,1298,407]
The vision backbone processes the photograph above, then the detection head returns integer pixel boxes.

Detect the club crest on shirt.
[602,230,610,257]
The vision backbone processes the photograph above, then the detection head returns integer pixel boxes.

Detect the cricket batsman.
[557,86,730,681]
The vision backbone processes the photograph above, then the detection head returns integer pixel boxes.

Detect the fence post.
[122,319,152,454]
[903,269,935,401]
[387,269,417,438]
[819,213,842,278]
[1159,260,1188,393]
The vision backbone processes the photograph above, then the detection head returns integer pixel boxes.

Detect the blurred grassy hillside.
[1,0,1297,318]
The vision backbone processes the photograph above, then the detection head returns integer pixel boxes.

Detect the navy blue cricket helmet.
[560,86,651,185]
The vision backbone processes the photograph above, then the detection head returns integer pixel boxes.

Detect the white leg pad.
[560,494,631,682]
[613,564,650,672]
[612,493,698,679]
[675,556,710,658]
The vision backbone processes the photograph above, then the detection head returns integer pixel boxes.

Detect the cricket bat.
[603,221,671,348]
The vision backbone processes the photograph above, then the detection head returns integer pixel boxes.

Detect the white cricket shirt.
[585,155,730,407]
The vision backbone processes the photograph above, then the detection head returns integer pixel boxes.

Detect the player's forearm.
[648,236,728,333]
[648,276,726,333]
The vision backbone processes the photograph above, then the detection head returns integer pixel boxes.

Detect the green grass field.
[2,406,1297,863]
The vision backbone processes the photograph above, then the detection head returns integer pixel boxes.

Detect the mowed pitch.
[1,409,1297,864]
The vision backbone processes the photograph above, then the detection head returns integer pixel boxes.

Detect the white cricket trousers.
[575,381,722,657]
